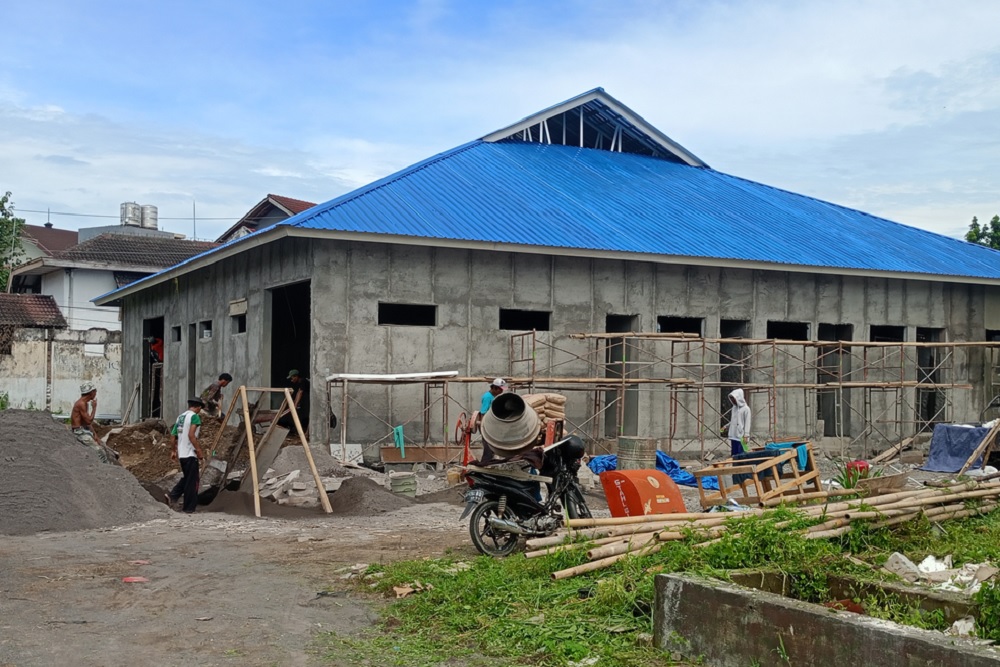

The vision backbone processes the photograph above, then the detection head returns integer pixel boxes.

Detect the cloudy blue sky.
[1,0,999,241]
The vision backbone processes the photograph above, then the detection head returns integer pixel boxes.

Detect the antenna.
[192,200,197,240]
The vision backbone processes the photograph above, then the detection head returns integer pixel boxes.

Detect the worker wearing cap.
[277,369,310,434]
[474,379,507,461]
[167,397,206,513]
[481,378,506,416]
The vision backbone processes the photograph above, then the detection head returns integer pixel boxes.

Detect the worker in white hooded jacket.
[727,388,751,456]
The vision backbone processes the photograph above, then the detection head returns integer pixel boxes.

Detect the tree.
[0,191,26,292]
[965,214,1000,250]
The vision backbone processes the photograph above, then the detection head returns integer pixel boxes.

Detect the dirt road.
[0,503,471,667]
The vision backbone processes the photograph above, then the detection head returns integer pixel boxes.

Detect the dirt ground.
[0,409,954,667]
[0,501,474,667]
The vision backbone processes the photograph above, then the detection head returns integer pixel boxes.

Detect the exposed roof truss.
[481,88,707,167]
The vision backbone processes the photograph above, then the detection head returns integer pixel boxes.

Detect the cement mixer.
[461,393,591,556]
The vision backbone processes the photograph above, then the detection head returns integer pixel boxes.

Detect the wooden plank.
[284,388,334,514]
[239,386,262,518]
[380,445,465,463]
[871,437,914,464]
[958,422,1000,475]
[239,426,289,492]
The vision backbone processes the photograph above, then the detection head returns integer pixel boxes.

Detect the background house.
[97,89,1000,455]
[216,194,316,243]
[0,293,118,416]
[20,223,79,261]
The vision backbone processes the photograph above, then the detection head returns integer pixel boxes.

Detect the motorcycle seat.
[465,464,553,484]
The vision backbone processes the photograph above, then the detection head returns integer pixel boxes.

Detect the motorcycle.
[461,434,592,557]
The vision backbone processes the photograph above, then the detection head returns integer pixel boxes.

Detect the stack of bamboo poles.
[530,481,1000,580]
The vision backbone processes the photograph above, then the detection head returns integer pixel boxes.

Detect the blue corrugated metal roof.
[96,136,1000,304]
[281,139,1000,279]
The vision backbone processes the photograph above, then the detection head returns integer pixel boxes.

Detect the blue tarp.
[588,450,720,490]
[922,424,989,473]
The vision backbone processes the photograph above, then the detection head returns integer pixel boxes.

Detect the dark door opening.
[719,319,750,429]
[187,323,197,401]
[916,327,946,431]
[141,317,165,419]
[605,314,639,437]
[268,281,311,408]
[817,323,853,437]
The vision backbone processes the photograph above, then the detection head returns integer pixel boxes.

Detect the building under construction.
[96,89,1000,458]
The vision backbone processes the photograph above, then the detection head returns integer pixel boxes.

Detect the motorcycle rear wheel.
[469,500,521,557]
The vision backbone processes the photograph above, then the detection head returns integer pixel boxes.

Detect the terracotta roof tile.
[55,234,218,268]
[0,294,67,328]
[22,225,79,255]
[269,194,316,214]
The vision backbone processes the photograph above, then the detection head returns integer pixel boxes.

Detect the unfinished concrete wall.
[117,237,997,452]
[0,328,122,416]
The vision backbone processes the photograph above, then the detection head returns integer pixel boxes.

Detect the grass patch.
[319,507,1000,666]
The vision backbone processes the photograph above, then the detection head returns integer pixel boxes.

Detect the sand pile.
[328,477,413,515]
[0,410,167,535]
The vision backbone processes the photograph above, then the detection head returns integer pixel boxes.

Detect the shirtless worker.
[71,383,116,464]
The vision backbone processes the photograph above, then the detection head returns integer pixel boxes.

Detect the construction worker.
[167,397,206,514]
[726,388,752,456]
[145,336,164,363]
[277,369,310,434]
[200,373,233,418]
[70,383,119,464]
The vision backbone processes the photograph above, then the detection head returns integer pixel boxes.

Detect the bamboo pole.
[238,386,262,518]
[284,388,333,514]
[565,509,761,528]
[760,487,862,507]
[585,533,658,560]
[551,543,662,580]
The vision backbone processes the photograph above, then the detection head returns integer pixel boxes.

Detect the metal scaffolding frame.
[508,331,1000,458]
[320,335,1000,463]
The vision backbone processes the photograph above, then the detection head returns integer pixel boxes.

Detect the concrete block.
[654,573,1000,667]
[291,482,309,491]
[884,552,922,583]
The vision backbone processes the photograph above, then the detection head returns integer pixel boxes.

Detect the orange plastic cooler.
[599,470,685,517]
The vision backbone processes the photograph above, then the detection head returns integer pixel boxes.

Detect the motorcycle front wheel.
[564,484,592,520]
[469,500,521,557]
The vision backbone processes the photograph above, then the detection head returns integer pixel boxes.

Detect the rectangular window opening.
[987,329,1000,342]
[170,326,181,342]
[378,302,437,327]
[231,313,247,335]
[199,320,213,340]
[657,316,704,336]
[870,325,905,342]
[500,308,551,331]
[767,320,810,340]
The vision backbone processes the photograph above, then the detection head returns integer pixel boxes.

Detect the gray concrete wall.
[654,573,1000,667]
[117,237,997,450]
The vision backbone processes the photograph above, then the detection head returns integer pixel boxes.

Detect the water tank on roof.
[120,202,141,227]
[140,204,158,230]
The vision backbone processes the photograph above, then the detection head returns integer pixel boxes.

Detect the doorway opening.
[267,281,311,407]
[719,319,750,429]
[605,314,639,437]
[916,327,946,431]
[141,317,165,419]
[817,323,853,437]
